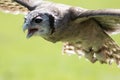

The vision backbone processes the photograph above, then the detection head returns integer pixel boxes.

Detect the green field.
[0,0,120,80]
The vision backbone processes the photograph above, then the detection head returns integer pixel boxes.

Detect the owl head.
[23,10,55,38]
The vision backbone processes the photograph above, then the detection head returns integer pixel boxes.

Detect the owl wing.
[63,41,98,63]
[0,0,43,14]
[70,8,120,34]
[63,8,120,64]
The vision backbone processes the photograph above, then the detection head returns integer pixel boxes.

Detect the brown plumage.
[0,0,120,66]
[0,0,28,14]
[62,19,120,65]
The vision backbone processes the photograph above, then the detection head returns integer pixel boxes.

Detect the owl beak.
[23,23,38,38]
[23,23,28,32]
[27,28,38,38]
[23,23,30,38]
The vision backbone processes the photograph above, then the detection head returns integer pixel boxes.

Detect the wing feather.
[0,0,29,14]
[0,0,45,14]
[72,9,120,34]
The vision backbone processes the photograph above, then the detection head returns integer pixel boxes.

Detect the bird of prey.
[1,0,120,66]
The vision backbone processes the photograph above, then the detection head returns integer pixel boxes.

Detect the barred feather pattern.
[0,0,28,14]
[63,38,120,66]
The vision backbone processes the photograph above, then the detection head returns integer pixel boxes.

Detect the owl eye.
[34,17,43,23]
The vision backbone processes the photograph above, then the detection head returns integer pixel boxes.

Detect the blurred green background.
[0,0,120,80]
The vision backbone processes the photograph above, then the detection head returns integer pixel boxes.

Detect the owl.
[1,0,120,66]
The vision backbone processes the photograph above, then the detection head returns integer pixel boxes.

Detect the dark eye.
[34,17,43,23]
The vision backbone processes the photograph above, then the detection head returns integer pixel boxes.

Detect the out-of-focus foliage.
[0,0,120,80]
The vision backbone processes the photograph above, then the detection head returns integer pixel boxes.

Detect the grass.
[0,0,120,80]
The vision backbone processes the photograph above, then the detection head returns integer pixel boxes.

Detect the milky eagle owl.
[1,0,120,66]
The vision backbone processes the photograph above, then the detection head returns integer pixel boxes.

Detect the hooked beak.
[23,23,38,38]
[23,23,28,32]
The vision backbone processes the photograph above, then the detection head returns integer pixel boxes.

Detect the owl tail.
[63,38,120,66]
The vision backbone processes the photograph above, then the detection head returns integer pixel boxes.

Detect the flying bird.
[1,0,120,66]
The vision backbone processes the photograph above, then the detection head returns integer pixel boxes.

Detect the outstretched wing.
[70,8,120,34]
[63,42,97,63]
[63,42,84,56]
[0,0,28,14]
[0,0,43,14]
